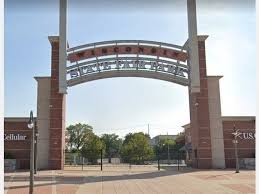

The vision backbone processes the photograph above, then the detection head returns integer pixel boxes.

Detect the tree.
[66,123,94,152]
[81,133,105,164]
[175,132,185,145]
[123,133,134,145]
[121,132,154,164]
[153,138,176,159]
[101,134,123,163]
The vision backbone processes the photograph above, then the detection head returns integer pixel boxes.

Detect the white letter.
[157,63,165,72]
[150,62,158,70]
[122,61,131,69]
[138,61,146,69]
[69,69,79,78]
[115,60,122,69]
[176,67,186,77]
[167,65,176,74]
[103,62,111,70]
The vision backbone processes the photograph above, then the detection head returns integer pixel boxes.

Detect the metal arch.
[66,55,189,87]
[67,40,186,53]
[67,56,189,71]
[67,70,189,87]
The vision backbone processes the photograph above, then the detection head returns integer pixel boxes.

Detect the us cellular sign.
[4,133,27,141]
[232,131,256,140]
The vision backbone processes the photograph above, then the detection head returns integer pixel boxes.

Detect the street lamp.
[232,125,239,173]
[28,111,35,194]
[34,132,39,174]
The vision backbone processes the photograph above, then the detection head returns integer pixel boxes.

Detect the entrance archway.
[35,35,225,170]
[35,0,226,170]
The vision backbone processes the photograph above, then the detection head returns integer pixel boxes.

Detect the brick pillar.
[48,36,66,170]
[189,35,212,168]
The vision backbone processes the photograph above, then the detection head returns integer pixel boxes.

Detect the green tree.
[66,123,94,152]
[154,138,176,158]
[101,134,123,163]
[121,132,154,164]
[158,138,176,148]
[123,133,134,145]
[81,134,105,164]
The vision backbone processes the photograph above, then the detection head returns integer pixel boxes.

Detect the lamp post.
[34,132,39,174]
[162,143,168,165]
[157,143,164,171]
[100,148,103,171]
[232,125,239,173]
[28,111,35,194]
[167,141,170,165]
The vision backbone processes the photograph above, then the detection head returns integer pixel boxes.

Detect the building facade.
[4,115,255,170]
[182,116,255,168]
[4,117,36,169]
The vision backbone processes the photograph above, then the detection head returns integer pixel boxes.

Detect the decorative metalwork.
[66,40,189,87]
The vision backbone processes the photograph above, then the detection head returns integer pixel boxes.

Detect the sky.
[4,0,256,138]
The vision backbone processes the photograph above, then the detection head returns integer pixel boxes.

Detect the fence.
[65,149,187,171]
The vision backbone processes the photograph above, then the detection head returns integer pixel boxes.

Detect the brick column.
[189,35,212,168]
[48,36,66,170]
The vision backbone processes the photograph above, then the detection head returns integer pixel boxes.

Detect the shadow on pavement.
[5,167,197,190]
[5,167,252,190]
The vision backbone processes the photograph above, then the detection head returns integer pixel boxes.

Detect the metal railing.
[64,149,187,172]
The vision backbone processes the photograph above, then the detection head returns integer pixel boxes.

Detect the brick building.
[4,117,36,169]
[182,116,255,168]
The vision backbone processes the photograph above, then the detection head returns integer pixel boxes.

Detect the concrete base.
[239,158,255,170]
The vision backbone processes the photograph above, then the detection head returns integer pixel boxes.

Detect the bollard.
[177,152,180,171]
[101,149,103,171]
[158,159,160,171]
[82,157,84,171]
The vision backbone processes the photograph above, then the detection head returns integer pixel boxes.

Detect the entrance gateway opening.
[35,0,226,170]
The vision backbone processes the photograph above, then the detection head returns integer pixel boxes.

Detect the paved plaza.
[4,166,255,194]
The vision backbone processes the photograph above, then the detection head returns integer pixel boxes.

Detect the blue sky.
[4,0,256,138]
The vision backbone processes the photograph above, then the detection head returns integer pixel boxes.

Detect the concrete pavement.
[4,166,255,194]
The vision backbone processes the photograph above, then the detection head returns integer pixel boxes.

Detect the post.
[233,125,239,173]
[187,0,200,93]
[234,141,239,173]
[177,151,180,171]
[59,0,67,93]
[100,149,103,171]
[28,111,35,194]
[82,157,84,171]
[73,154,76,166]
[167,143,170,165]
[158,158,160,171]
[34,132,38,174]
[158,148,160,171]
[194,149,198,168]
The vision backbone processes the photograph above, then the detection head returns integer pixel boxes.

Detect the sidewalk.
[4,167,255,194]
